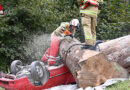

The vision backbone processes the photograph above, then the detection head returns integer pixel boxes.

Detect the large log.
[98,35,130,72]
[59,37,128,88]
[98,35,130,55]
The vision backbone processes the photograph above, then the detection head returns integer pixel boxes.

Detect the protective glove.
[65,34,73,38]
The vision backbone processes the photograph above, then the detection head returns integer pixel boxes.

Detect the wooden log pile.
[59,36,129,88]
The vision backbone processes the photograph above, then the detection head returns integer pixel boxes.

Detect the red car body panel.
[0,64,75,90]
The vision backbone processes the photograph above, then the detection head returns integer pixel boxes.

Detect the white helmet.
[70,19,80,28]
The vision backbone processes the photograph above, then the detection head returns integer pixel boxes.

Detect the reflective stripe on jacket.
[80,9,97,17]
[48,55,57,62]
[85,35,96,40]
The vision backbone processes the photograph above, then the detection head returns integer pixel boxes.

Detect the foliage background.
[0,0,130,72]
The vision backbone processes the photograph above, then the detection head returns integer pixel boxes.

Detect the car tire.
[10,60,23,75]
[30,61,49,85]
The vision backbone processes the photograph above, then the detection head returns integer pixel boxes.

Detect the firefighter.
[0,5,4,16]
[41,19,80,65]
[77,0,103,50]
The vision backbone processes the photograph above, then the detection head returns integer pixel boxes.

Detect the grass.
[106,80,130,90]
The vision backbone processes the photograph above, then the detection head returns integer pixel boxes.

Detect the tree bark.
[121,56,130,68]
[98,35,130,72]
[59,37,128,88]
[107,47,130,65]
[98,35,130,55]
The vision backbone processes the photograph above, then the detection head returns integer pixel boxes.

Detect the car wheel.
[30,61,49,85]
[10,60,23,75]
[40,62,49,85]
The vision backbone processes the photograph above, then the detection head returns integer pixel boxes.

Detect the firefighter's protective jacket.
[77,0,103,18]
[51,22,75,40]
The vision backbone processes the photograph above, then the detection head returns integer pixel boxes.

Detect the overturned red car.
[0,60,75,90]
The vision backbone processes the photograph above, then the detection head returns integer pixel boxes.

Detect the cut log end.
[76,52,128,88]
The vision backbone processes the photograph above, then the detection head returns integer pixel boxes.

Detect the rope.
[64,43,83,62]
[59,38,84,62]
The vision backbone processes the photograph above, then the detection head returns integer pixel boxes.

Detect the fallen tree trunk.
[98,35,130,55]
[59,37,128,88]
[98,35,130,72]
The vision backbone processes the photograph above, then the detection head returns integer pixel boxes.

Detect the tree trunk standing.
[59,37,128,88]
[98,35,130,72]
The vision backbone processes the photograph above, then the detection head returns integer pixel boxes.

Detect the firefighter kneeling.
[41,19,80,66]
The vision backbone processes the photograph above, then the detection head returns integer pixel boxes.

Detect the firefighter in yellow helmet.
[77,0,103,50]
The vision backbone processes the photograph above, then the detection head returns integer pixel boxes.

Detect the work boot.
[81,40,103,50]
[95,40,103,51]
[81,45,96,50]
